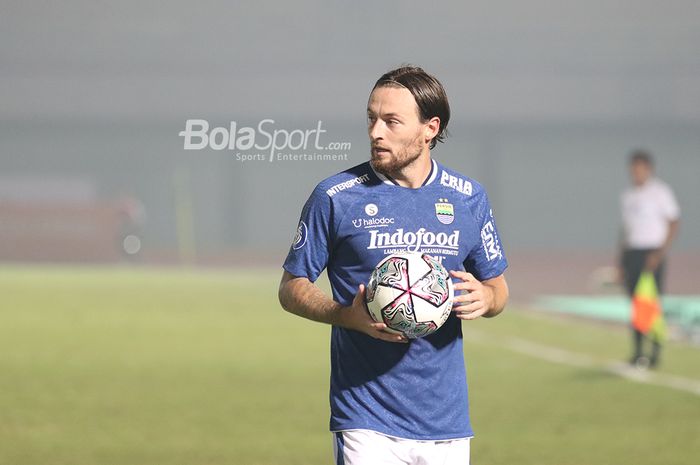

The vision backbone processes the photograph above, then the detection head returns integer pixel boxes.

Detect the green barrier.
[535,295,700,342]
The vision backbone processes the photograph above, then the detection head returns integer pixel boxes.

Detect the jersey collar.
[370,159,438,188]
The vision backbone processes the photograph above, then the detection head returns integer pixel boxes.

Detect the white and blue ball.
[365,252,454,339]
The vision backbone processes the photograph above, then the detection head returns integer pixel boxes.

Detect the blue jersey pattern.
[283,159,508,440]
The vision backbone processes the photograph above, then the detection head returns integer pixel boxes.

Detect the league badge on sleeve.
[292,220,308,250]
[435,199,454,225]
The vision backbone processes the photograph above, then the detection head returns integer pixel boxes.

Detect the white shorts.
[333,429,471,465]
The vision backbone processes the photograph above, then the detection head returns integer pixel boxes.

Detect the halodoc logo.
[179,119,350,163]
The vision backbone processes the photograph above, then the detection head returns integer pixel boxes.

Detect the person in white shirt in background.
[619,150,680,368]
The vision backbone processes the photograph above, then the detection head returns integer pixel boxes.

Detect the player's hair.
[629,149,654,167]
[373,65,450,150]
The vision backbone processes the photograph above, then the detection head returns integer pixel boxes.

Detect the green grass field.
[1,265,698,465]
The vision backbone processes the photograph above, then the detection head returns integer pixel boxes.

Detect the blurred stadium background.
[1,1,698,464]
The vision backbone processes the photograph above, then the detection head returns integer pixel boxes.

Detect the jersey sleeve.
[463,191,508,281]
[282,185,334,282]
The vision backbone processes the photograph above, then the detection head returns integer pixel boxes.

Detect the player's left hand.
[449,270,494,320]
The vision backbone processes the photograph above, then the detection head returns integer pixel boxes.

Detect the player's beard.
[370,131,425,177]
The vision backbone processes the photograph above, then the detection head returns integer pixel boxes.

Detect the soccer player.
[278,65,509,465]
[619,150,680,368]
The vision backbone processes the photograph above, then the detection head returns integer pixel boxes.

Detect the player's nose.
[368,119,385,141]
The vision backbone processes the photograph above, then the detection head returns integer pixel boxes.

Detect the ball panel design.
[410,270,451,307]
[382,292,438,339]
[416,299,453,331]
[366,284,406,325]
[372,255,410,290]
[419,254,448,280]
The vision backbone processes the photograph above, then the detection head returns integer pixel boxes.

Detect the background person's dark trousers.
[622,248,665,368]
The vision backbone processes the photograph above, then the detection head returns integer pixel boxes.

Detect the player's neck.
[389,152,433,189]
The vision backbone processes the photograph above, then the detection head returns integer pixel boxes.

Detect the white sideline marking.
[466,331,700,396]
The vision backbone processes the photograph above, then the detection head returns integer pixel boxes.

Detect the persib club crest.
[435,199,454,225]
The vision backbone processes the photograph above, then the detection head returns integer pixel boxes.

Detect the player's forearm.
[483,276,509,318]
[278,273,344,326]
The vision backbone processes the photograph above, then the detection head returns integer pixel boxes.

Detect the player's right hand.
[340,284,408,343]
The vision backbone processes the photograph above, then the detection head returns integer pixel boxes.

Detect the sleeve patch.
[292,220,308,250]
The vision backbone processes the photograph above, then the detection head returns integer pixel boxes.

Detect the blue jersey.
[283,159,507,440]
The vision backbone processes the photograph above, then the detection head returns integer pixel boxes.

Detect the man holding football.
[279,65,509,465]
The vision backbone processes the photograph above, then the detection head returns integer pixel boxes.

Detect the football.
[365,252,454,339]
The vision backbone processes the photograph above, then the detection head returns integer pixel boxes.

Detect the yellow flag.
[632,272,666,343]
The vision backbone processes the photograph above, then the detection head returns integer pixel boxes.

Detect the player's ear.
[425,117,440,143]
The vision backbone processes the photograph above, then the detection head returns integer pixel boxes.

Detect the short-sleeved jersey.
[283,159,508,440]
[621,178,680,249]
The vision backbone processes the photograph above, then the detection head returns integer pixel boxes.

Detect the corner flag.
[631,271,667,343]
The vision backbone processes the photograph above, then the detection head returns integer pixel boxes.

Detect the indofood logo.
[367,228,460,252]
[179,119,351,163]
